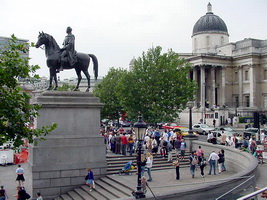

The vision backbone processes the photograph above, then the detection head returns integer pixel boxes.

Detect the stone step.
[96,179,129,198]
[68,191,83,200]
[101,176,134,195]
[81,185,111,200]
[54,197,64,200]
[74,188,94,200]
[106,175,134,192]
[61,194,73,200]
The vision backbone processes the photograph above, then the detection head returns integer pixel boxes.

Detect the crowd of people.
[101,126,186,159]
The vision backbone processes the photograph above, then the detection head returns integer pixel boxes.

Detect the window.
[264,96,267,108]
[220,36,224,45]
[264,69,267,80]
[245,96,250,107]
[206,36,210,47]
[244,70,249,81]
[234,71,238,82]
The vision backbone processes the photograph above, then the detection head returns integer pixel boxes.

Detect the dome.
[192,3,228,36]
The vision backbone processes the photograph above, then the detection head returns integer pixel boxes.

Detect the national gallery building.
[178,3,267,125]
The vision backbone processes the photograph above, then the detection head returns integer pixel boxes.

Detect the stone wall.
[28,91,106,199]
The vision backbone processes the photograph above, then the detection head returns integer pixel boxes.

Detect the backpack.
[25,193,31,199]
[191,156,198,165]
[200,158,206,166]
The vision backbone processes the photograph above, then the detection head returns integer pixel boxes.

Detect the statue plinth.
[28,91,105,199]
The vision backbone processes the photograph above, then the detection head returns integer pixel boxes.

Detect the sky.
[1,0,267,80]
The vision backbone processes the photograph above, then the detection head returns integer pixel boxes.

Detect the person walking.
[0,185,8,200]
[189,151,198,178]
[172,156,180,180]
[173,138,181,157]
[197,146,204,162]
[16,165,25,187]
[208,151,219,175]
[146,152,153,182]
[199,153,207,178]
[128,134,135,156]
[121,133,128,156]
[221,149,226,172]
[140,154,146,177]
[85,168,94,192]
[218,150,224,173]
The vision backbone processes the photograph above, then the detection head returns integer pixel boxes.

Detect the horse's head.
[35,31,47,48]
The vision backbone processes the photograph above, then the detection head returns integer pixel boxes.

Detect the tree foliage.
[93,67,127,120]
[117,46,197,123]
[0,35,57,148]
[94,46,197,124]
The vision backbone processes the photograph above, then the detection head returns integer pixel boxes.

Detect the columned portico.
[238,66,243,107]
[249,64,257,108]
[200,65,206,109]
[211,66,216,106]
[192,67,199,108]
[221,66,226,106]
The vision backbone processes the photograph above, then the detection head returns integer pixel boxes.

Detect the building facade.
[179,3,267,126]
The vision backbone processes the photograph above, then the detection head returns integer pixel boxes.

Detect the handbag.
[84,174,89,180]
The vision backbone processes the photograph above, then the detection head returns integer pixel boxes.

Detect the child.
[141,176,147,194]
[172,156,180,180]
[85,168,94,192]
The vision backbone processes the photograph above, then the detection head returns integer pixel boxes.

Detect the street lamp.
[187,100,194,135]
[133,113,147,199]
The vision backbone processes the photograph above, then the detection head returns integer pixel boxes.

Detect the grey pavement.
[0,158,266,200]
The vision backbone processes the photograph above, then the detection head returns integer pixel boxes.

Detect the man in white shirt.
[208,151,219,175]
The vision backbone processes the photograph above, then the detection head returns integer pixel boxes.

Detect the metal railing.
[237,187,267,200]
[214,175,255,200]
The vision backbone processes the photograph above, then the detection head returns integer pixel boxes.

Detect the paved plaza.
[0,158,266,200]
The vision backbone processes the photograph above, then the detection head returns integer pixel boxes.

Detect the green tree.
[93,67,127,121]
[117,46,197,123]
[0,35,56,148]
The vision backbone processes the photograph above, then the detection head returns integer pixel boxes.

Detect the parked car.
[243,128,259,139]
[192,124,214,135]
[173,127,199,137]
[162,123,181,130]
[214,127,236,136]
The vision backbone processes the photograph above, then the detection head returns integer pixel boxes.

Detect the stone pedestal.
[28,91,105,199]
[184,135,199,153]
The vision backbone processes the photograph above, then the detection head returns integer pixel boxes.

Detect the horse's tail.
[89,54,98,80]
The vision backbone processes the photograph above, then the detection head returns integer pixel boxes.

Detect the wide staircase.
[54,150,191,200]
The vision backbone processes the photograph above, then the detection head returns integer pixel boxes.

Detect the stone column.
[28,91,105,199]
[200,65,206,109]
[221,66,225,105]
[211,66,216,106]
[249,64,257,108]
[238,66,243,107]
[193,67,198,108]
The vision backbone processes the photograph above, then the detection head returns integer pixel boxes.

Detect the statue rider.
[59,26,77,71]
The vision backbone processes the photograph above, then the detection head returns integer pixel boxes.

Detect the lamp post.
[133,114,147,199]
[187,101,194,135]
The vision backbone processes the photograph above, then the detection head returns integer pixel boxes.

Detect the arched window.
[206,36,210,47]
[220,36,224,45]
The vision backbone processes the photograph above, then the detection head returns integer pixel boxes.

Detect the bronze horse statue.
[35,32,98,92]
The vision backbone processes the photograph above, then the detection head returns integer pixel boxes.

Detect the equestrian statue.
[35,27,98,92]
